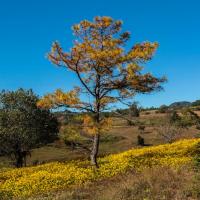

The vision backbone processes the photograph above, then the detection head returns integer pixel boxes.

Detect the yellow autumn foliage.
[82,115,112,135]
[37,88,81,109]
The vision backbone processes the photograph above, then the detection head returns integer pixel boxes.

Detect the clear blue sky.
[0,0,200,107]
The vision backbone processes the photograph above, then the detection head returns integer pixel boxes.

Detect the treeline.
[154,100,200,112]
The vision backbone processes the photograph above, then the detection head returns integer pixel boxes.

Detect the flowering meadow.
[0,139,200,199]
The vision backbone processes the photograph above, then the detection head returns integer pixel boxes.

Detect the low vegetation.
[37,166,200,200]
[0,138,199,199]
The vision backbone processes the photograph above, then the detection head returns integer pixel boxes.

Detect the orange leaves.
[126,72,166,93]
[55,89,80,105]
[37,88,81,109]
[95,16,112,25]
[37,94,55,109]
[80,20,93,29]
[82,115,112,135]
[83,115,98,135]
[89,48,123,65]
[44,16,166,132]
[127,63,143,79]
[48,17,160,86]
[100,117,112,131]
[100,96,117,107]
[128,42,159,61]
[72,24,80,32]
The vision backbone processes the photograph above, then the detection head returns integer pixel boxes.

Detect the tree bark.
[15,150,23,168]
[90,133,100,167]
[90,71,101,167]
[14,150,30,168]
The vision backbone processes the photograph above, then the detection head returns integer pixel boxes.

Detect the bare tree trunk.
[90,133,100,167]
[90,72,101,167]
[23,152,27,167]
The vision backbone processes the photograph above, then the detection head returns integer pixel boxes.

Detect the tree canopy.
[0,89,59,167]
[38,16,166,167]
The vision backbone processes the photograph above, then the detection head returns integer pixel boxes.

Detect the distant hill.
[169,101,191,108]
[191,100,200,107]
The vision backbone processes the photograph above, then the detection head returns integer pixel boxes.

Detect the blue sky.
[0,0,200,107]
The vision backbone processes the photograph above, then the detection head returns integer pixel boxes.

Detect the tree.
[157,123,183,143]
[113,102,140,126]
[157,105,168,113]
[168,111,182,126]
[158,111,187,143]
[0,89,59,167]
[181,108,200,127]
[192,100,200,107]
[38,16,166,167]
[129,102,140,117]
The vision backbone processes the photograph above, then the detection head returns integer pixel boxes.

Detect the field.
[1,138,200,199]
[1,4,200,200]
[1,110,200,199]
[1,110,199,168]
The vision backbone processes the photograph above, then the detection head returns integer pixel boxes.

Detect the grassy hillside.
[1,138,200,199]
[33,166,199,200]
[1,109,199,169]
[1,109,200,199]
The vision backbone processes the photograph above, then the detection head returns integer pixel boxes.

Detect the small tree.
[158,105,168,113]
[181,108,200,127]
[60,114,91,152]
[168,110,183,127]
[157,123,183,143]
[192,100,200,107]
[38,16,166,167]
[0,89,59,167]
[169,111,181,123]
[129,102,140,117]
[137,135,145,146]
[138,124,145,133]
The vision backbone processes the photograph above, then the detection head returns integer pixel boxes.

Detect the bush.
[137,135,145,146]
[196,124,200,130]
[144,111,150,115]
[157,105,168,113]
[127,120,135,126]
[157,123,183,143]
[138,125,145,132]
[181,108,200,127]
[195,107,200,111]
[129,102,140,117]
[169,111,181,124]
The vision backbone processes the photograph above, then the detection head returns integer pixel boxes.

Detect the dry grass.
[1,111,200,168]
[27,165,200,200]
[1,111,200,199]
